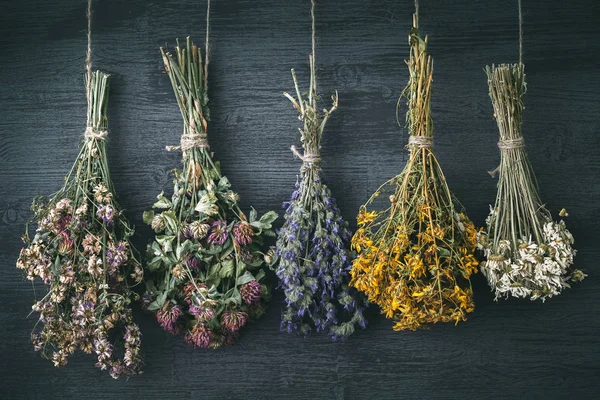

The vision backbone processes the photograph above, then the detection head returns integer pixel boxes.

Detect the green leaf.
[176,240,194,260]
[438,247,451,258]
[254,269,265,282]
[156,235,176,253]
[142,210,155,225]
[207,263,221,280]
[217,176,231,191]
[236,271,255,286]
[153,191,172,209]
[147,256,164,271]
[51,255,61,275]
[162,211,179,234]
[219,259,235,278]
[250,210,278,234]
[147,292,167,311]
[249,207,258,223]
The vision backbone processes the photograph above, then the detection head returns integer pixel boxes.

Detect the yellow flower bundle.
[349,15,478,331]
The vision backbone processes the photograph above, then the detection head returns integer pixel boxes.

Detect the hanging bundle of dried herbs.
[349,14,478,331]
[477,63,585,300]
[272,0,367,340]
[143,35,278,348]
[16,69,144,378]
[15,1,143,379]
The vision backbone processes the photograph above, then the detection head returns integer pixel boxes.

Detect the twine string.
[488,137,526,177]
[85,0,94,128]
[518,0,523,65]
[84,126,108,141]
[86,0,93,98]
[291,145,321,165]
[310,0,317,108]
[166,133,210,152]
[497,137,525,150]
[408,135,433,149]
[204,0,211,93]
[415,0,419,24]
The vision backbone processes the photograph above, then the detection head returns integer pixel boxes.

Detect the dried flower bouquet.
[349,16,478,331]
[17,71,144,378]
[143,38,277,348]
[477,63,585,301]
[273,53,367,339]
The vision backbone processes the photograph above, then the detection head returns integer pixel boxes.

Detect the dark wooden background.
[1,0,599,398]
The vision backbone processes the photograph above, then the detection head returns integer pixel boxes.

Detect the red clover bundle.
[143,35,278,348]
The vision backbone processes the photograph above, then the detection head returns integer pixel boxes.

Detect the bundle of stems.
[349,16,478,331]
[144,38,277,348]
[273,54,367,340]
[16,71,144,378]
[477,63,585,300]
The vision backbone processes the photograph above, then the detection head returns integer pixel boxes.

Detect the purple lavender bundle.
[273,49,367,339]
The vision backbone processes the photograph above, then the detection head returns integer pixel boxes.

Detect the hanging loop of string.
[85,0,93,129]
[83,0,107,141]
[204,0,211,93]
[518,0,523,65]
[290,0,321,166]
[414,0,419,25]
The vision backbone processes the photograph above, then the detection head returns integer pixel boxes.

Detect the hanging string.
[518,0,523,65]
[204,0,211,93]
[310,0,317,110]
[85,0,93,127]
[414,0,419,26]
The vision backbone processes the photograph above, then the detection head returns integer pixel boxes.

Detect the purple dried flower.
[106,241,128,273]
[184,323,215,348]
[220,311,248,333]
[233,222,254,246]
[207,220,229,245]
[97,205,116,225]
[141,292,154,311]
[156,303,183,334]
[189,305,215,321]
[240,280,262,305]
[185,255,201,271]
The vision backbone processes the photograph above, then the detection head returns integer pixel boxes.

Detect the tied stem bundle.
[349,16,478,331]
[273,52,367,339]
[477,64,585,301]
[16,71,144,378]
[144,37,278,348]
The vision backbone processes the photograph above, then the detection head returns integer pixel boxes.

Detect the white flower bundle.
[477,64,585,301]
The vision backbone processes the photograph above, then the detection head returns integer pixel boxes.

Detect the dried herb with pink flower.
[143,37,278,348]
[272,1,367,340]
[16,71,143,379]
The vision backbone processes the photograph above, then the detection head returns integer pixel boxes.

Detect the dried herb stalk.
[349,16,478,331]
[144,38,278,348]
[273,53,367,340]
[477,63,585,301]
[16,71,144,378]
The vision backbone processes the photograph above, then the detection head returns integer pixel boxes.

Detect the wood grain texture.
[1,0,599,398]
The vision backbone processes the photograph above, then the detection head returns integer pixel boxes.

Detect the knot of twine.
[497,137,525,150]
[488,138,526,177]
[291,145,321,165]
[408,135,433,149]
[166,133,210,152]
[84,126,108,140]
